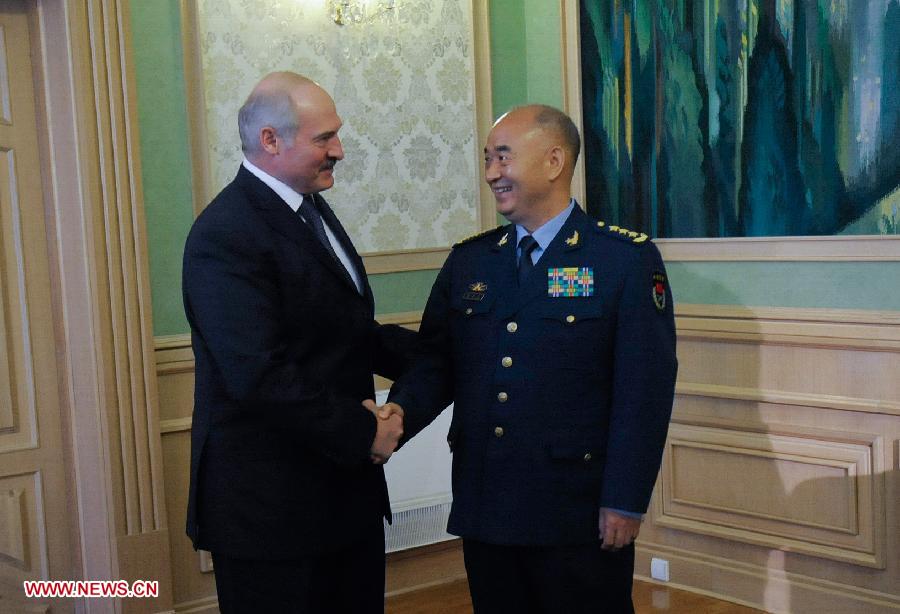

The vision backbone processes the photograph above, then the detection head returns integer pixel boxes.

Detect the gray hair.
[529,104,581,167]
[238,88,299,155]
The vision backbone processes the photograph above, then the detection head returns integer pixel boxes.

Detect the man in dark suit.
[182,72,413,613]
[381,105,678,613]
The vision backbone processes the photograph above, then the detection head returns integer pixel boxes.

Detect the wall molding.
[361,247,449,274]
[676,304,900,351]
[677,303,900,324]
[635,542,900,613]
[174,595,219,614]
[677,383,900,417]
[658,235,900,262]
[559,0,586,207]
[472,0,495,231]
[159,417,192,435]
[33,0,174,607]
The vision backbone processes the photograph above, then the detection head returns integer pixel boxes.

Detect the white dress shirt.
[242,158,363,294]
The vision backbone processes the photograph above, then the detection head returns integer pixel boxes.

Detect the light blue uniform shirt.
[515,200,576,265]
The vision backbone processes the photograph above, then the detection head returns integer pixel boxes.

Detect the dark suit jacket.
[390,205,677,546]
[182,166,413,559]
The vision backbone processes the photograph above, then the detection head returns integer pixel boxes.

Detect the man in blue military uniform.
[381,105,677,613]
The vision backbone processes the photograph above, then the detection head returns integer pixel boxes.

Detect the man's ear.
[260,126,278,154]
[546,145,566,181]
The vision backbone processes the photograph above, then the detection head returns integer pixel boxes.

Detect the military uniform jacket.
[390,205,677,546]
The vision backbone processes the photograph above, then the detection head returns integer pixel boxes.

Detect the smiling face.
[484,108,558,230]
[256,79,345,195]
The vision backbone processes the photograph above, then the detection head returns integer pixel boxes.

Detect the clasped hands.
[362,399,405,465]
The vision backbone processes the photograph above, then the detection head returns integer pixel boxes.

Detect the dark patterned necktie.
[299,194,359,291]
[517,235,538,286]
[299,194,340,263]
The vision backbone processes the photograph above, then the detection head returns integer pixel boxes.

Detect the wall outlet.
[650,557,670,582]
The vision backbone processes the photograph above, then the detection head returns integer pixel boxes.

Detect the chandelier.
[328,0,397,26]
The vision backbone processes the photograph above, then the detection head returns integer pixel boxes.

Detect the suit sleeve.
[600,242,677,513]
[183,217,376,465]
[370,323,419,382]
[387,253,456,442]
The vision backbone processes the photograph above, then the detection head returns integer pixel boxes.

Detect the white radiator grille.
[384,495,454,552]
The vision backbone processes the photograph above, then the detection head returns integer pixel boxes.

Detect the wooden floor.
[386,577,764,613]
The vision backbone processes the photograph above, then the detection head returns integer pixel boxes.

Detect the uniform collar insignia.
[497,232,509,247]
[564,230,579,246]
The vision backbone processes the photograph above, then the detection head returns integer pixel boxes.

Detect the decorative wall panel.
[0,472,45,574]
[656,422,884,567]
[0,487,26,567]
[0,149,37,452]
[196,0,481,252]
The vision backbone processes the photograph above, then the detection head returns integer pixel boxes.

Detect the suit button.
[566,315,576,323]
[465,308,473,315]
[494,426,504,438]
[507,322,518,333]
[501,356,513,368]
[583,453,593,462]
[497,392,508,403]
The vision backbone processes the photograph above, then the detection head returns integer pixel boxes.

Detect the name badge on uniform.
[547,267,594,297]
[463,281,488,301]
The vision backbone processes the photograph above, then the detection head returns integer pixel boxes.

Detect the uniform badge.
[463,281,487,301]
[652,271,667,311]
[497,233,509,247]
[565,230,579,246]
[548,267,594,297]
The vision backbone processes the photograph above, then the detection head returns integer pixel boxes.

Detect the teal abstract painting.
[579,0,900,237]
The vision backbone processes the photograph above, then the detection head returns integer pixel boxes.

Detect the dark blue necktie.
[517,235,538,285]
[299,194,340,262]
[299,195,357,289]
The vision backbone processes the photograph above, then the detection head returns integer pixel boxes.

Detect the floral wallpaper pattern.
[196,0,480,252]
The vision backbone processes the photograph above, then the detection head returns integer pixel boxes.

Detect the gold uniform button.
[566,315,575,323]
[583,453,593,462]
[501,356,513,368]
[507,322,518,333]
[494,426,504,438]
[465,308,473,315]
[497,392,509,403]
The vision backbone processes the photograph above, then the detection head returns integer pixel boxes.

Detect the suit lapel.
[313,193,374,310]
[237,167,364,298]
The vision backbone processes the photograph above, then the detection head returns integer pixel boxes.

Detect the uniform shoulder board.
[453,225,505,247]
[594,220,650,244]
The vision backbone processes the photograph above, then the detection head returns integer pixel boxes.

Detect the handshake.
[362,399,405,465]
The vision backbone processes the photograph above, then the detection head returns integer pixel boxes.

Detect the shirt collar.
[242,157,305,212]
[515,199,577,250]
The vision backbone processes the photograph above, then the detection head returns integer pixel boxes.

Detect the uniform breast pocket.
[449,294,496,360]
[536,298,606,367]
